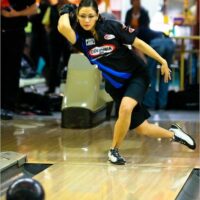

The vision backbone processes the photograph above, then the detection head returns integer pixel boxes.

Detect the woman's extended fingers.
[164,69,171,82]
[161,65,171,83]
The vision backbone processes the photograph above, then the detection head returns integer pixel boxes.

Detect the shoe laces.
[112,148,122,158]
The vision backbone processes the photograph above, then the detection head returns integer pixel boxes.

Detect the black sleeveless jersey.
[74,19,147,88]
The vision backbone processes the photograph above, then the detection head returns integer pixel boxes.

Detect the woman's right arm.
[57,13,76,44]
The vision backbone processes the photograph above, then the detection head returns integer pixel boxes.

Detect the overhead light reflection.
[81,147,88,152]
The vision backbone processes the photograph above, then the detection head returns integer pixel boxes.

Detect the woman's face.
[77,7,99,31]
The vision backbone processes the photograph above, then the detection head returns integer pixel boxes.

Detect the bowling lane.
[33,162,192,200]
[1,116,199,167]
[1,111,199,200]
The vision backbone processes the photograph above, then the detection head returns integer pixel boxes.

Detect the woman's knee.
[118,104,132,118]
[119,97,137,117]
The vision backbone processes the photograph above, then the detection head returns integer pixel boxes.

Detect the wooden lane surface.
[1,119,199,166]
[0,161,193,200]
[33,162,192,200]
[1,114,199,200]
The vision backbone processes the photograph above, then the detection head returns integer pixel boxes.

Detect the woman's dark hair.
[78,0,99,14]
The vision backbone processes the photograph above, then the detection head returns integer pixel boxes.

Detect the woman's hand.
[133,38,172,83]
[160,60,171,83]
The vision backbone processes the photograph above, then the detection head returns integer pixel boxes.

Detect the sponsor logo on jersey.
[88,44,116,57]
[86,38,95,46]
[104,34,115,40]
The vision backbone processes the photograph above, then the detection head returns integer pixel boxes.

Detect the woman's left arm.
[133,37,171,83]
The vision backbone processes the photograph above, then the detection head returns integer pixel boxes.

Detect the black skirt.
[105,68,150,129]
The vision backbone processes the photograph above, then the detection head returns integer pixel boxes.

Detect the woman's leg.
[108,97,138,165]
[135,120,196,150]
[135,120,173,138]
[109,106,196,165]
[111,97,138,148]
